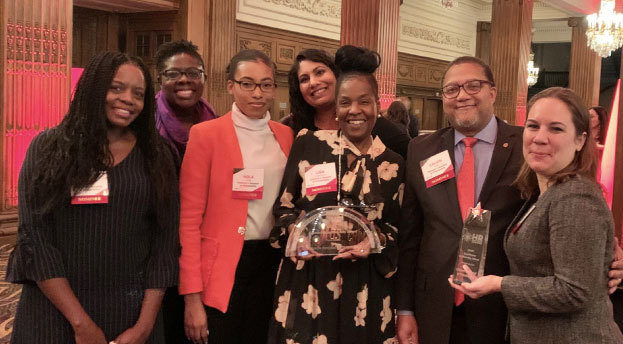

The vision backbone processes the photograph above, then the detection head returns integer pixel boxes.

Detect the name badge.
[71,173,109,204]
[305,162,337,196]
[232,168,264,199]
[420,150,455,188]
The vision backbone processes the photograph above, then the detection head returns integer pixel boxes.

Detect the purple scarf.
[155,90,217,158]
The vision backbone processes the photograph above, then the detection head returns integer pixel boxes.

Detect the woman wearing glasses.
[154,40,217,344]
[267,45,404,343]
[178,50,293,344]
[448,87,623,343]
[155,40,217,160]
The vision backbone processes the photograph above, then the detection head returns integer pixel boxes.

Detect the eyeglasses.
[161,68,205,81]
[442,80,493,99]
[231,79,276,92]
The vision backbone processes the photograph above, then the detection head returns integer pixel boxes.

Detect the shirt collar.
[454,115,498,146]
[231,102,270,131]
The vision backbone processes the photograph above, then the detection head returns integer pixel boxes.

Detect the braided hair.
[27,52,177,222]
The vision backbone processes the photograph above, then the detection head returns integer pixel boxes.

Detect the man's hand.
[396,314,419,344]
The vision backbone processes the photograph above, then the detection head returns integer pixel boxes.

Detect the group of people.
[5,37,623,344]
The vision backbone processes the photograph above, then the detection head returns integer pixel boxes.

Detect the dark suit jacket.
[396,118,524,344]
[408,112,419,138]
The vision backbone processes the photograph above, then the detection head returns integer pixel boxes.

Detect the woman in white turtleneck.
[178,50,293,344]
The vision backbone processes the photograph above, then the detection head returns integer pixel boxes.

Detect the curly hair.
[335,45,381,100]
[154,39,204,73]
[27,52,177,222]
[287,49,338,134]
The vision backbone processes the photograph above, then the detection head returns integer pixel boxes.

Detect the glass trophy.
[453,203,491,284]
[285,206,384,257]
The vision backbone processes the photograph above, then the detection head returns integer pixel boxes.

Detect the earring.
[335,117,338,121]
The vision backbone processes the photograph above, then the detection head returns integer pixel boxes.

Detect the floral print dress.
[267,129,404,344]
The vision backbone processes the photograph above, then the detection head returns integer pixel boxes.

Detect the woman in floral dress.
[267,45,404,344]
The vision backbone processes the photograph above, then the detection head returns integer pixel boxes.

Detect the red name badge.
[305,163,337,196]
[232,168,264,200]
[71,173,109,204]
[420,150,455,188]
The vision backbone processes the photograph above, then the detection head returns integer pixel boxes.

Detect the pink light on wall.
[515,105,526,126]
[3,0,71,210]
[600,79,620,209]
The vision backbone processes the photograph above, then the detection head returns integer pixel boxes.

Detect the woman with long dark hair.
[7,52,179,344]
[268,45,404,343]
[281,48,410,158]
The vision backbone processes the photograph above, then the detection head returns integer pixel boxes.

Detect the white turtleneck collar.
[231,103,270,131]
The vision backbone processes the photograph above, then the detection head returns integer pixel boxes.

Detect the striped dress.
[6,131,179,343]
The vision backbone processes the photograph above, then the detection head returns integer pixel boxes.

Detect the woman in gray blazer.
[449,87,623,343]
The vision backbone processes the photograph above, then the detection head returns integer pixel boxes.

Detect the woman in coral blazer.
[179,50,293,344]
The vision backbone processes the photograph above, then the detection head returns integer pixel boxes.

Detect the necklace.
[337,130,343,205]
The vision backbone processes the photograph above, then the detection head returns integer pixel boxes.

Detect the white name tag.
[71,173,109,204]
[420,150,455,188]
[232,168,264,200]
[305,162,337,196]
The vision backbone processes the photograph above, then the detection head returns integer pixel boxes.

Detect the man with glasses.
[154,39,217,344]
[395,56,524,344]
[155,39,217,160]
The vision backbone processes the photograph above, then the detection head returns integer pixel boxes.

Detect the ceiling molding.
[73,0,179,13]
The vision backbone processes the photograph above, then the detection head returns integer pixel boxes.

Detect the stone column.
[0,0,72,232]
[568,17,601,108]
[184,0,236,116]
[489,0,534,125]
[340,0,401,109]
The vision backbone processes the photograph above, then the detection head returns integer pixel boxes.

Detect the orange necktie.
[455,137,478,306]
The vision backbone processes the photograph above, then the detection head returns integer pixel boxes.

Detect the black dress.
[267,130,404,344]
[6,131,179,343]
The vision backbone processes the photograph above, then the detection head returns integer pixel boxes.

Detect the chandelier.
[586,0,623,57]
[527,52,539,87]
[440,0,458,9]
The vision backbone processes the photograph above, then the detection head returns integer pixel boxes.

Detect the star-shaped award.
[470,202,485,220]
